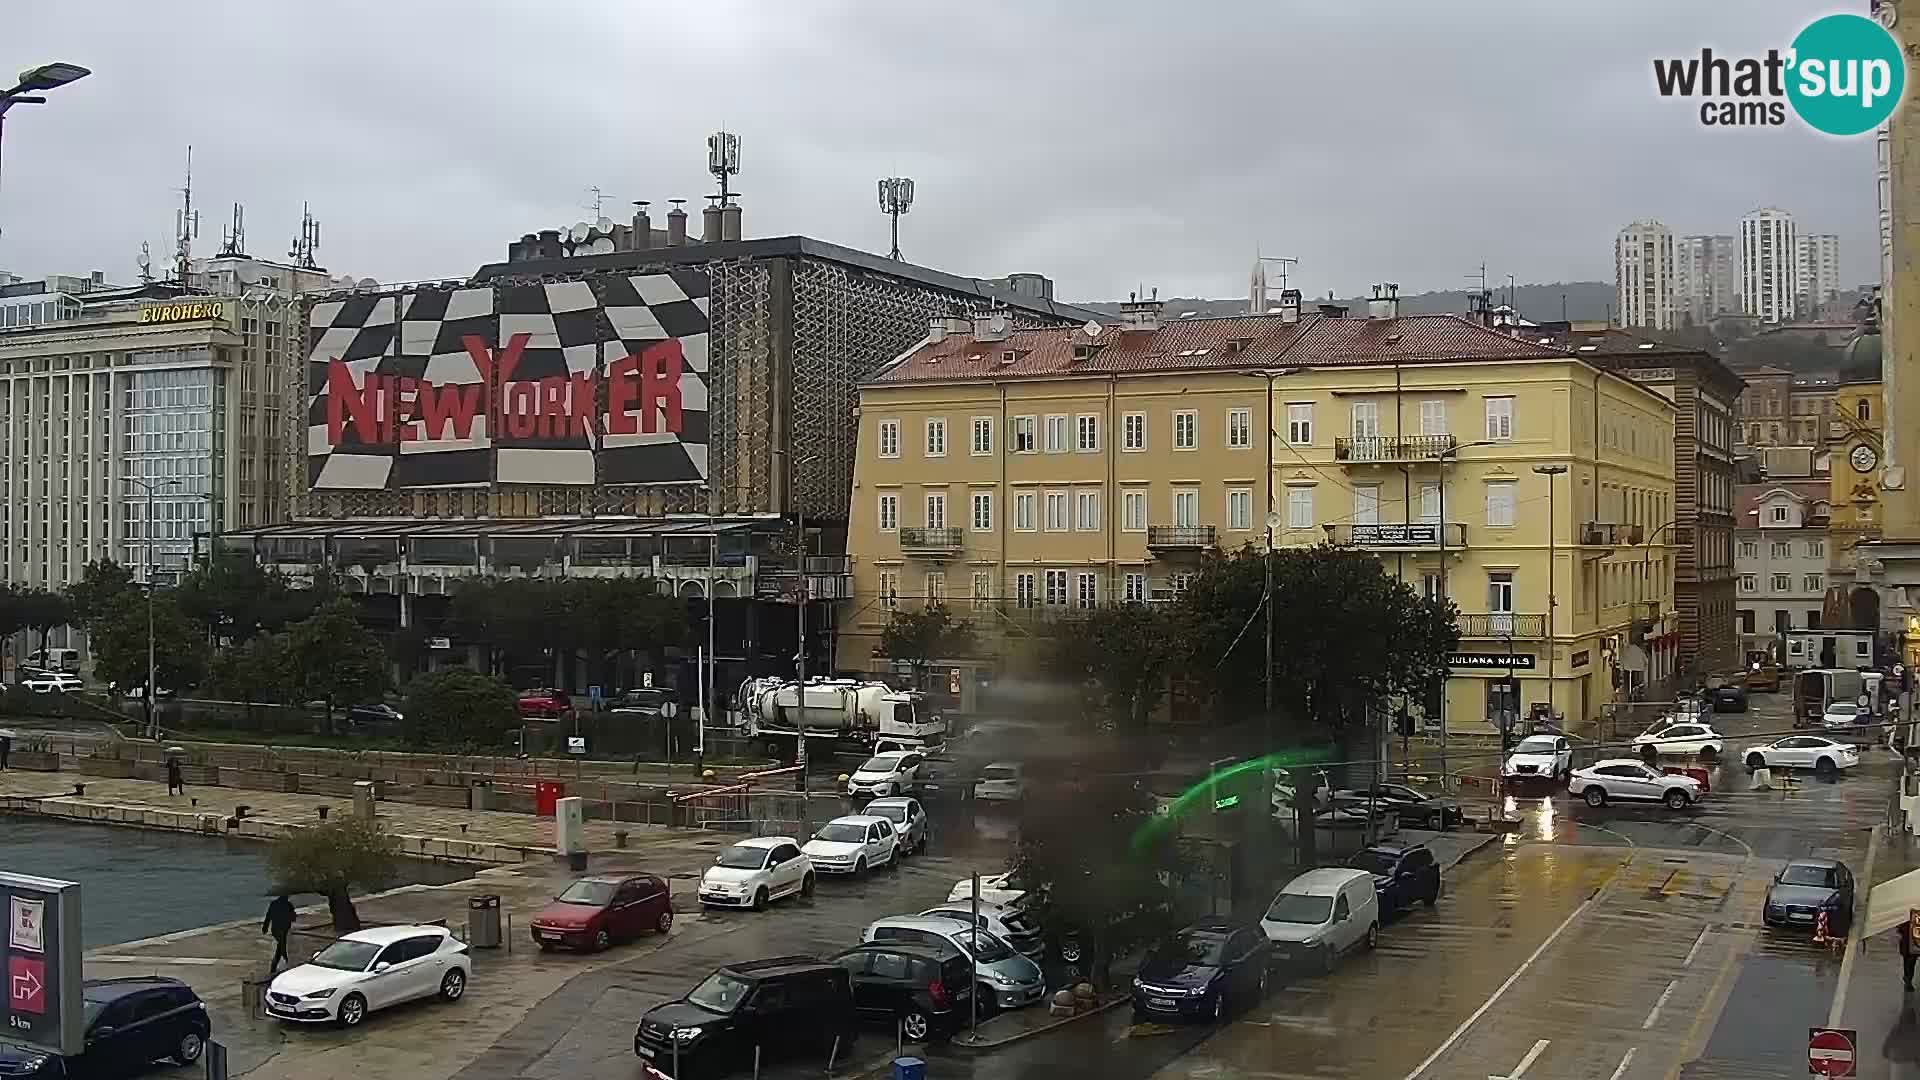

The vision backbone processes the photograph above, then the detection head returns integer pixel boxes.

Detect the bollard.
[615,830,629,849]
[71,783,85,797]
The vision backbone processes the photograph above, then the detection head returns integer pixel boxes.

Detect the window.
[1353,485,1380,526]
[1044,490,1070,531]
[1488,571,1514,614]
[1484,480,1517,527]
[1286,403,1313,445]
[1122,490,1147,532]
[1228,488,1252,530]
[1173,488,1200,527]
[972,572,992,604]
[1124,573,1147,603]
[1804,574,1823,592]
[878,419,900,458]
[877,493,899,532]
[1015,573,1036,608]
[925,572,946,602]
[1772,573,1791,591]
[1013,416,1037,453]
[971,491,993,531]
[924,492,946,529]
[1044,569,1069,606]
[1227,408,1251,448]
[1740,574,1757,592]
[1770,504,1788,523]
[1858,397,1872,421]
[1014,492,1036,531]
[1286,486,1314,529]
[1419,398,1447,436]
[1738,608,1756,633]
[878,571,899,609]
[1168,572,1195,596]
[1173,410,1198,449]
[1044,415,1070,453]
[1418,483,1441,524]
[1075,572,1097,608]
[1771,541,1792,558]
[1485,396,1514,441]
[1122,412,1146,451]
[1739,540,1758,559]
[970,416,993,455]
[1421,572,1441,600]
[1076,414,1100,452]
[924,418,946,457]
[1807,540,1825,557]
[1350,401,1380,439]
[1075,490,1101,530]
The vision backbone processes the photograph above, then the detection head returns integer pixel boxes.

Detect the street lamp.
[1639,520,1681,688]
[1,62,90,239]
[1238,368,1303,745]
[123,476,180,739]
[1533,463,1570,726]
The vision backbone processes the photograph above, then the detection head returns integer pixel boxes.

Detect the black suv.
[1350,841,1441,915]
[633,956,857,1078]
[829,943,973,1042]
[0,977,210,1078]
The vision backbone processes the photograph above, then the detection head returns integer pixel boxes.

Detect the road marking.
[1682,926,1709,967]
[1402,886,1608,1080]
[1642,979,1678,1029]
[1830,821,1883,1028]
[1607,1047,1637,1080]
[1487,1039,1550,1080]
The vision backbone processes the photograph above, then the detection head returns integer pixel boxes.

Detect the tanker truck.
[735,676,945,758]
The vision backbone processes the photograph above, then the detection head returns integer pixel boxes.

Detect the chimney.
[972,310,1012,342]
[537,229,564,260]
[666,200,688,247]
[631,201,652,250]
[1317,302,1350,318]
[1279,288,1303,323]
[1119,287,1163,331]
[721,203,743,242]
[702,198,723,243]
[928,315,948,344]
[1367,283,1401,320]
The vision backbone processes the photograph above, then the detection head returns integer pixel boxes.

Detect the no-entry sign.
[1809,1027,1858,1077]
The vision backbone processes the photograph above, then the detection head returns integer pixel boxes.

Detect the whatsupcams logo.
[1653,12,1906,135]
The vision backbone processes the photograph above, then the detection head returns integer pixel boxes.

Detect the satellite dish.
[589,237,616,255]
[570,222,592,242]
[357,277,379,289]
[1083,320,1102,338]
[596,217,614,232]
[136,251,151,270]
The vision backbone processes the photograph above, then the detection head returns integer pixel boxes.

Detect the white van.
[26,648,80,674]
[1258,867,1379,973]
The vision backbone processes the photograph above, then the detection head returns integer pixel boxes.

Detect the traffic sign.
[567,736,587,755]
[1809,1027,1858,1077]
[0,873,81,1056]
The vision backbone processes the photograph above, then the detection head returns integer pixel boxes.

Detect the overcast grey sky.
[0,1,1879,303]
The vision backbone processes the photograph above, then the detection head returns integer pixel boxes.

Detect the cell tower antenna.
[877,177,915,260]
[288,202,322,269]
[136,241,153,284]
[218,202,246,257]
[707,130,741,207]
[172,146,200,283]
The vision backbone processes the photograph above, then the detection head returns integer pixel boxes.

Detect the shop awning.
[1865,866,1920,938]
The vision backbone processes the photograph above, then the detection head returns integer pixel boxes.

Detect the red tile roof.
[1735,481,1831,521]
[867,313,1569,385]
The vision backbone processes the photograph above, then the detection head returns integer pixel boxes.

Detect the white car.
[1631,722,1724,759]
[22,672,82,694]
[1502,735,1572,782]
[1744,735,1861,776]
[918,901,1046,958]
[264,924,470,1027]
[697,836,815,909]
[1823,702,1867,731]
[973,762,1025,802]
[846,751,924,798]
[801,814,899,874]
[1568,759,1704,810]
[947,872,1028,909]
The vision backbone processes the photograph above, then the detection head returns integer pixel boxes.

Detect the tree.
[177,552,315,645]
[88,591,207,694]
[65,560,136,631]
[17,589,73,661]
[0,584,26,668]
[205,632,293,724]
[266,815,398,932]
[284,600,391,726]
[402,669,518,748]
[449,576,685,688]
[1041,604,1179,734]
[878,603,975,689]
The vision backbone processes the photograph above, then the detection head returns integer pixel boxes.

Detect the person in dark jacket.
[0,731,11,771]
[1901,917,1918,992]
[263,895,296,973]
[165,756,185,796]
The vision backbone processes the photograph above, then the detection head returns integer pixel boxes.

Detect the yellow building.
[1826,379,1886,627]
[838,299,1678,734]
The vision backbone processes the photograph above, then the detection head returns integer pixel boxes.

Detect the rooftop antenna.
[136,241,153,284]
[707,130,741,207]
[288,202,321,269]
[1253,255,1298,312]
[172,146,199,283]
[218,202,245,257]
[877,177,914,260]
[585,186,609,219]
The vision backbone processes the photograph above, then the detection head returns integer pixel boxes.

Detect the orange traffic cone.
[1814,910,1840,950]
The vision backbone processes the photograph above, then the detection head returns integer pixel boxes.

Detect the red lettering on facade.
[606,357,639,435]
[325,362,380,445]
[637,340,684,434]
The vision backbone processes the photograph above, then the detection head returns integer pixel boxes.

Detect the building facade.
[839,303,1679,734]
[1734,366,1839,454]
[1741,207,1799,323]
[1734,481,1833,659]
[1615,220,1675,330]
[1798,233,1844,312]
[1674,235,1738,327]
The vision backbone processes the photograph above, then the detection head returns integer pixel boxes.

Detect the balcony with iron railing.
[1146,525,1217,551]
[898,527,965,556]
[1333,434,1459,464]
[1327,522,1467,549]
[1579,522,1643,546]
[1456,613,1546,638]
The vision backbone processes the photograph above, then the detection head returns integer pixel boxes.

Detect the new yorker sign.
[138,301,225,325]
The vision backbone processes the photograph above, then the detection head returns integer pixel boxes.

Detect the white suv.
[801,815,899,875]
[22,672,83,694]
[1568,759,1704,809]
[698,836,815,909]
[1502,735,1572,781]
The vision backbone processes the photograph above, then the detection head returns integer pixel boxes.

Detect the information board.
[0,873,82,1056]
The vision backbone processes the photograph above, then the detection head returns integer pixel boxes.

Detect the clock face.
[1851,443,1880,473]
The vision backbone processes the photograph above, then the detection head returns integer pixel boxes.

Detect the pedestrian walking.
[0,731,11,771]
[166,756,185,796]
[1901,915,1918,992]
[262,895,296,974]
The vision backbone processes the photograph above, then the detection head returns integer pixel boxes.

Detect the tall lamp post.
[0,63,90,240]
[1533,464,1569,726]
[1638,520,1681,691]
[1239,368,1302,745]
[124,476,180,739]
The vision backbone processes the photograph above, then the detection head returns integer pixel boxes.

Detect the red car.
[517,687,573,720]
[529,874,674,952]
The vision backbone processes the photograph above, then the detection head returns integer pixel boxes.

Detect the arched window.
[1857,398,1871,421]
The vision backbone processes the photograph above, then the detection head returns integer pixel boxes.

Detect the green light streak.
[1130,747,1336,855]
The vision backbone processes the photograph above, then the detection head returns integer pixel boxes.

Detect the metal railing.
[1146,525,1217,549]
[1456,613,1546,638]
[1333,434,1458,463]
[898,527,964,551]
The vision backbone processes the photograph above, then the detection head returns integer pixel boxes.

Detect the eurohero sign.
[139,301,225,324]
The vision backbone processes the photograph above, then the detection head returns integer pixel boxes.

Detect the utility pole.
[1534,464,1569,725]
[794,498,809,793]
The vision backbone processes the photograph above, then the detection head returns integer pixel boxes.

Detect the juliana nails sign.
[138,301,225,325]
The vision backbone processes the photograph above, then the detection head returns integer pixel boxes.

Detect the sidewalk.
[1841,826,1920,1075]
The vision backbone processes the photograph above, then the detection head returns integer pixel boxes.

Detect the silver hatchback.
[861,916,1046,1010]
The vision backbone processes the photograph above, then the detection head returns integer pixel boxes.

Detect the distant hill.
[1075,281,1617,323]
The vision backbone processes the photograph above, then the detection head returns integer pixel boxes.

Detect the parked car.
[1744,735,1861,776]
[1130,920,1271,1024]
[1330,783,1463,831]
[21,671,83,694]
[698,837,815,910]
[1747,664,1781,692]
[1501,735,1572,782]
[633,957,857,1078]
[1631,721,1725,760]
[1349,841,1442,915]
[517,687,573,719]
[1259,868,1380,973]
[264,924,470,1027]
[916,901,1045,959]
[610,688,672,717]
[946,872,1027,909]
[0,976,210,1077]
[1567,759,1704,809]
[1763,858,1856,935]
[529,874,674,950]
[801,815,899,875]
[346,703,403,725]
[863,796,930,855]
[25,647,80,673]
[1823,701,1868,732]
[873,734,943,757]
[1711,683,1749,712]
[861,917,1047,1012]
[829,943,973,1042]
[846,750,924,798]
[972,762,1025,802]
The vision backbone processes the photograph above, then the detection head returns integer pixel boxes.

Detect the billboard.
[0,873,83,1056]
[305,272,710,489]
